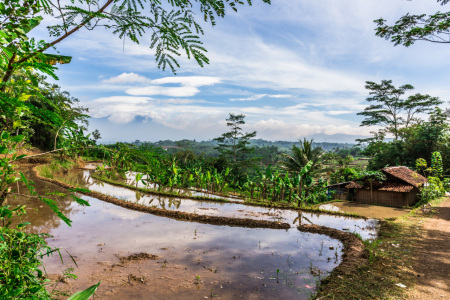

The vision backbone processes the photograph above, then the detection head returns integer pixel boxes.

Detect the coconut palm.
[280,138,324,177]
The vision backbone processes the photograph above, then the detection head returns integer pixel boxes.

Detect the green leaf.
[68,282,100,300]
[17,222,31,228]
[38,53,72,65]
[71,195,90,206]
[23,16,44,34]
[18,94,31,102]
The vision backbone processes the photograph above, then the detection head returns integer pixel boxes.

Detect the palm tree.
[280,138,323,176]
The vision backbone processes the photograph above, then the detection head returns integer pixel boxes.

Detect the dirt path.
[408,198,450,299]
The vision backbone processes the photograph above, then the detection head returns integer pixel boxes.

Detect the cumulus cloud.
[247,119,373,140]
[100,74,221,97]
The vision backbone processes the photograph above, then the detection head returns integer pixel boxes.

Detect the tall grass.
[37,160,75,179]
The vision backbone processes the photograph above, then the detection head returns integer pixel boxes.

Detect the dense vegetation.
[1,0,450,299]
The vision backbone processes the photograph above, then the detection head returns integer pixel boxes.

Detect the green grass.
[36,159,75,179]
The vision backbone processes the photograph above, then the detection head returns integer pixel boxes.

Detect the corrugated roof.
[382,166,427,188]
[378,183,414,193]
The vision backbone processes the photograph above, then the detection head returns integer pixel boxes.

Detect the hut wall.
[403,188,419,206]
[354,189,416,207]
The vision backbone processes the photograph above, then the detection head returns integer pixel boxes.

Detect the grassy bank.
[35,159,75,179]
[315,196,447,299]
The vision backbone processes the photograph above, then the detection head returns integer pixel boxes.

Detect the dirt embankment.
[32,166,290,230]
[299,224,367,275]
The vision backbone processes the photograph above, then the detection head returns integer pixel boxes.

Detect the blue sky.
[36,0,449,143]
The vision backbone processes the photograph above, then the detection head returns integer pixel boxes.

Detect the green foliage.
[418,176,445,205]
[214,113,257,165]
[443,178,450,191]
[375,0,450,47]
[355,170,387,183]
[329,166,358,184]
[0,206,56,299]
[363,239,381,264]
[431,151,443,178]
[362,108,450,173]
[357,80,442,141]
[1,0,271,84]
[67,282,100,300]
[415,158,428,175]
[280,138,324,177]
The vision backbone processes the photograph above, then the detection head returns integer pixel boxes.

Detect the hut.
[346,166,427,207]
[326,181,353,200]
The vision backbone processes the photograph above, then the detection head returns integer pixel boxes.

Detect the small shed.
[346,166,427,207]
[326,181,353,200]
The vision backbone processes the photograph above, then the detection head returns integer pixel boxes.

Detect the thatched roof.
[382,166,427,188]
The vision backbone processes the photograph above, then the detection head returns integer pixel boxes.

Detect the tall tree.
[214,113,257,164]
[358,80,442,140]
[375,0,450,47]
[280,138,323,177]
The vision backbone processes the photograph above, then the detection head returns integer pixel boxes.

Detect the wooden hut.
[346,166,427,207]
[326,181,353,200]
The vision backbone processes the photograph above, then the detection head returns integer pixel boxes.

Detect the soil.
[407,198,450,299]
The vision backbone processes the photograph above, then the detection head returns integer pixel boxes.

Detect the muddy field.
[8,167,379,299]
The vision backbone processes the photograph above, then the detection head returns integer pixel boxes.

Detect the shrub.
[0,206,56,299]
[418,176,445,206]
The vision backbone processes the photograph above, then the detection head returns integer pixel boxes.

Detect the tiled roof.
[382,166,427,188]
[345,181,363,189]
[378,183,414,193]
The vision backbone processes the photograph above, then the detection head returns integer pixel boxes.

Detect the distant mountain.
[305,133,369,143]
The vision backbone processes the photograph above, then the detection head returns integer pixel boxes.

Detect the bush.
[443,178,450,192]
[0,206,55,299]
[418,176,445,206]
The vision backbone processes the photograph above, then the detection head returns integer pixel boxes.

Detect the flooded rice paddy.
[9,167,379,299]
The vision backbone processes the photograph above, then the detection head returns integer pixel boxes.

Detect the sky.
[34,0,450,143]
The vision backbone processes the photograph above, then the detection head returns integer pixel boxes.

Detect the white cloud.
[230,94,267,101]
[151,76,221,87]
[230,94,293,101]
[100,74,221,97]
[125,86,200,97]
[327,110,355,115]
[269,94,292,98]
[248,119,373,140]
[102,72,152,84]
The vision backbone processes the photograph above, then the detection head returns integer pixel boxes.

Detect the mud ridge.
[33,166,290,230]
[299,224,367,274]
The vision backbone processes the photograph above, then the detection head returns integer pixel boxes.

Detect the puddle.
[319,201,411,219]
